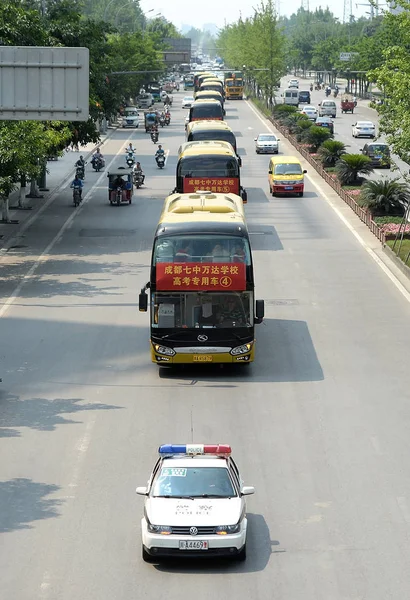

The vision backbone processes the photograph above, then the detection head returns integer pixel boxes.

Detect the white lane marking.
[39,571,51,599]
[165,149,170,165]
[246,100,410,305]
[0,147,125,320]
[68,416,96,489]
[397,497,410,524]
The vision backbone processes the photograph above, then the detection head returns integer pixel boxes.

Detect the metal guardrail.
[269,116,386,246]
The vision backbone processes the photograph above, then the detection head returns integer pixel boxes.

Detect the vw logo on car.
[197,335,208,342]
[189,526,198,536]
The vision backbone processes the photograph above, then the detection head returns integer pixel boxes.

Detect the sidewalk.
[0,124,117,250]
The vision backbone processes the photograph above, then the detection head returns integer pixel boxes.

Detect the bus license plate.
[193,355,213,362]
[285,186,294,190]
[179,540,209,550]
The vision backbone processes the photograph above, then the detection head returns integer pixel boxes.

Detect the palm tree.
[296,119,313,142]
[335,154,374,185]
[358,179,409,216]
[303,126,332,151]
[318,140,347,167]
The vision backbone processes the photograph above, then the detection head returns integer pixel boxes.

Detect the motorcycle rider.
[70,174,84,200]
[310,83,313,91]
[134,161,145,184]
[126,142,136,155]
[155,144,165,166]
[92,147,105,168]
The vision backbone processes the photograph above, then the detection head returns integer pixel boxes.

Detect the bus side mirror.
[303,169,307,174]
[268,170,272,175]
[139,290,148,312]
[238,156,242,167]
[241,188,248,204]
[255,299,264,324]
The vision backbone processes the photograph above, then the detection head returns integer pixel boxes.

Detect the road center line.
[0,143,126,320]
[246,99,410,305]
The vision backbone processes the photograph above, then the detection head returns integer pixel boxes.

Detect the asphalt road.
[2,90,410,600]
[278,76,409,179]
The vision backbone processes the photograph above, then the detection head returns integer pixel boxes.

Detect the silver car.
[255,133,280,154]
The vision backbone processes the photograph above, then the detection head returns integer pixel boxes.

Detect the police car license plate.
[285,186,294,190]
[179,540,209,550]
[193,355,213,362]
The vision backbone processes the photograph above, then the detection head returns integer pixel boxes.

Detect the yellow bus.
[189,99,224,123]
[194,90,225,114]
[138,192,265,366]
[185,120,241,164]
[174,141,247,201]
[194,72,214,92]
[200,78,225,98]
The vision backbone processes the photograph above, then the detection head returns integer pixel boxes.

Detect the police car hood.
[146,497,242,526]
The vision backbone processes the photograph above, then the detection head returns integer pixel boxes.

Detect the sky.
[139,0,371,31]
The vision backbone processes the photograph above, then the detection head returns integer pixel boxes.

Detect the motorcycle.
[75,164,85,179]
[325,88,331,97]
[151,131,159,143]
[310,84,313,92]
[333,89,339,98]
[72,186,82,207]
[91,156,103,172]
[156,154,165,169]
[126,152,135,168]
[133,169,144,188]
[159,115,165,127]
[164,113,170,126]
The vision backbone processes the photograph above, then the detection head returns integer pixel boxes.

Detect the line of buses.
[139,72,265,367]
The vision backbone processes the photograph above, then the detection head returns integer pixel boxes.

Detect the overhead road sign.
[339,52,359,61]
[0,46,89,121]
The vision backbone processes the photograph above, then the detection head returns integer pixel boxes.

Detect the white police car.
[136,444,254,562]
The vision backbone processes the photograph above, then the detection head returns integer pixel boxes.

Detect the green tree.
[358,179,409,216]
[335,154,373,185]
[318,140,347,167]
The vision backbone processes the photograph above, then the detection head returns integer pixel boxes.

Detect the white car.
[289,79,299,88]
[121,107,139,128]
[352,121,376,138]
[255,133,280,154]
[300,105,318,120]
[136,444,254,562]
[182,95,194,109]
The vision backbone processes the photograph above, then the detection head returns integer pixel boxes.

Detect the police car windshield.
[152,466,236,498]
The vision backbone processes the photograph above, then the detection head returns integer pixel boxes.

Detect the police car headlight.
[154,345,176,357]
[216,523,241,534]
[147,523,172,535]
[230,343,251,356]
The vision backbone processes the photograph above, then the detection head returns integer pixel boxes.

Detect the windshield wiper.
[190,494,232,499]
[154,495,195,500]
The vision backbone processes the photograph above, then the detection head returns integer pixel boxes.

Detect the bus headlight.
[154,345,176,357]
[230,343,251,356]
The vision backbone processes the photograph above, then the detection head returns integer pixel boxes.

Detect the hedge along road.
[277,75,410,180]
[2,91,410,600]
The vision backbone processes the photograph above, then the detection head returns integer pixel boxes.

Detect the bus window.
[189,104,223,121]
[153,235,251,265]
[178,156,239,179]
[188,130,237,153]
[152,291,253,329]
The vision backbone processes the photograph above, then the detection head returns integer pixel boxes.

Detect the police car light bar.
[159,444,231,456]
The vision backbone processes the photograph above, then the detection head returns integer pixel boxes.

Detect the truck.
[224,71,244,100]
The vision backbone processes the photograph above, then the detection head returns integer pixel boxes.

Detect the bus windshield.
[154,234,251,264]
[152,291,253,329]
[226,79,243,87]
[177,155,239,178]
[190,104,223,120]
[189,130,236,152]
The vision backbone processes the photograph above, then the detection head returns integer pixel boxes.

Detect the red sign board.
[156,262,246,291]
[183,177,239,195]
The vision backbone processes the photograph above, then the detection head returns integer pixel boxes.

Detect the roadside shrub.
[272,105,297,121]
[374,216,407,225]
[318,140,347,167]
[335,154,373,185]
[303,126,332,152]
[296,119,313,141]
[358,179,409,216]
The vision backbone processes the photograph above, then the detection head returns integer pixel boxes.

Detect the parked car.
[315,116,334,134]
[298,90,311,104]
[318,100,337,118]
[361,142,391,167]
[300,105,318,121]
[255,133,280,154]
[352,121,376,138]
[182,95,194,109]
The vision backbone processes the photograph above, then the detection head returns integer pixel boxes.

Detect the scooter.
[333,89,339,98]
[133,169,144,188]
[72,186,82,207]
[159,115,165,127]
[151,131,159,143]
[91,156,104,172]
[126,152,135,168]
[156,154,165,169]
[310,84,313,92]
[164,113,171,126]
[75,165,85,180]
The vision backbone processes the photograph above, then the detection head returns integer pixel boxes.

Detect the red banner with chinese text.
[156,262,246,291]
[183,177,240,195]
